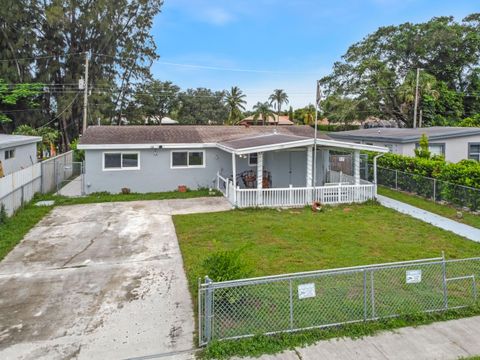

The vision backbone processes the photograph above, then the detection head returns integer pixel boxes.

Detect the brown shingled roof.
[80,125,329,144]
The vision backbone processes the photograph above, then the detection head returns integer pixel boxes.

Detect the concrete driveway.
[0,197,232,360]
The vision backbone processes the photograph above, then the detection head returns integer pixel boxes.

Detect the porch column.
[354,150,361,185]
[257,152,264,204]
[306,146,313,187]
[232,152,237,206]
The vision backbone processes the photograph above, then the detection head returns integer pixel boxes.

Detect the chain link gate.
[199,254,480,346]
[56,161,84,196]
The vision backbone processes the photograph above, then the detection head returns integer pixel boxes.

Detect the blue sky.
[151,0,479,109]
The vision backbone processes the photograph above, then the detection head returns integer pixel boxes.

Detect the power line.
[36,92,81,129]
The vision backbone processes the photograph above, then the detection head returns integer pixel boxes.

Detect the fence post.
[433,179,437,202]
[204,276,213,343]
[370,270,376,318]
[289,279,294,330]
[21,184,25,206]
[338,184,342,203]
[395,169,398,190]
[289,184,293,205]
[363,269,368,321]
[442,252,448,310]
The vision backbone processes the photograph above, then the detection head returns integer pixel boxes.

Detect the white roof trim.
[314,139,389,153]
[78,139,389,153]
[77,143,217,150]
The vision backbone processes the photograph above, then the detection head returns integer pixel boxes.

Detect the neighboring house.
[78,125,387,207]
[144,116,179,125]
[240,115,294,126]
[330,127,480,163]
[0,134,41,177]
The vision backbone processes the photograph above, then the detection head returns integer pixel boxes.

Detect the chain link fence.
[373,166,480,211]
[198,255,480,346]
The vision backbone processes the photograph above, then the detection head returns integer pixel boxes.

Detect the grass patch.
[378,187,480,229]
[37,188,220,206]
[174,203,480,358]
[0,201,53,261]
[200,307,480,359]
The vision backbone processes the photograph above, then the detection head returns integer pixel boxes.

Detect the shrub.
[0,204,7,225]
[202,248,253,282]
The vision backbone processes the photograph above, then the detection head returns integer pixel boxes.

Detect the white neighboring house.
[330,127,480,163]
[0,134,42,177]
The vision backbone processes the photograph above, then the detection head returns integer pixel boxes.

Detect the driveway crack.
[61,238,96,267]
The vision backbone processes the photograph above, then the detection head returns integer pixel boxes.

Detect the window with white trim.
[469,143,480,161]
[4,149,15,160]
[171,151,205,168]
[248,153,258,166]
[103,152,139,170]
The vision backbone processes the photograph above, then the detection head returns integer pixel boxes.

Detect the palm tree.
[224,86,247,125]
[269,89,289,126]
[252,102,275,126]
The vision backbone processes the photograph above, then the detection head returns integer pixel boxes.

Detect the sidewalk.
[238,316,480,360]
[377,195,480,242]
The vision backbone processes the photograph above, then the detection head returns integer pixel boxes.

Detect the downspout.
[373,153,385,199]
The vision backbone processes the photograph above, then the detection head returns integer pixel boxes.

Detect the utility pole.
[413,67,421,128]
[313,80,321,187]
[82,51,90,134]
[419,109,423,128]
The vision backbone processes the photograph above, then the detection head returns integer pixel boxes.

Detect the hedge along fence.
[366,153,480,210]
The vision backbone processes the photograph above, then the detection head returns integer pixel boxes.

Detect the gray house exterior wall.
[0,143,38,175]
[84,146,330,194]
[355,134,480,163]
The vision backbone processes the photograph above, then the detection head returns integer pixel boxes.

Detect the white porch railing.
[217,173,376,208]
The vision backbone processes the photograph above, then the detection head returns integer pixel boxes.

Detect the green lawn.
[0,201,53,261]
[38,188,220,206]
[174,203,480,287]
[378,187,480,229]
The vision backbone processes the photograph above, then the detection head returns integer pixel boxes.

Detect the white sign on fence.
[406,270,422,284]
[298,283,316,299]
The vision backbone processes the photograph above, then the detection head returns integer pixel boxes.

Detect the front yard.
[175,202,480,287]
[174,202,480,359]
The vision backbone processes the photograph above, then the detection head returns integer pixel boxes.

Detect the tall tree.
[269,89,289,125]
[224,86,247,125]
[321,14,480,127]
[0,0,163,149]
[252,102,275,126]
[129,80,180,123]
[177,88,228,124]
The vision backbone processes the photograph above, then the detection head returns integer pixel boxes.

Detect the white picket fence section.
[217,173,376,208]
[0,163,42,216]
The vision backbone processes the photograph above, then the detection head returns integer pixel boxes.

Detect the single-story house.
[78,125,388,207]
[239,115,294,126]
[330,127,480,163]
[0,134,41,177]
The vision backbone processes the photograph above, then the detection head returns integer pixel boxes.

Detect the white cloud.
[203,7,234,26]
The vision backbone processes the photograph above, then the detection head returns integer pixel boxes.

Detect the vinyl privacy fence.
[198,255,480,346]
[0,151,74,216]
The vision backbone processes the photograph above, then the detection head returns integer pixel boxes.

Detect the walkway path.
[55,175,83,197]
[239,315,480,360]
[377,195,480,242]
